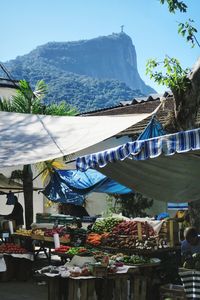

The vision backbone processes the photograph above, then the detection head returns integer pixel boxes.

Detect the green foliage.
[146,56,191,94]
[178,19,199,48]
[43,101,78,116]
[0,79,78,116]
[160,0,187,13]
[109,193,153,218]
[160,0,199,48]
[0,97,14,112]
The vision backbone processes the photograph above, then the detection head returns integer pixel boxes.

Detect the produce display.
[112,220,154,236]
[101,235,169,250]
[15,229,32,236]
[55,245,71,253]
[0,243,28,254]
[44,227,70,241]
[32,229,45,236]
[86,233,108,246]
[86,218,171,251]
[118,254,152,265]
[92,218,123,233]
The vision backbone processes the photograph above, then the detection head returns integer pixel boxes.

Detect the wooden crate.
[92,265,107,277]
[159,219,180,247]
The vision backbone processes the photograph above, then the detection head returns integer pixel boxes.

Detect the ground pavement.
[0,280,47,300]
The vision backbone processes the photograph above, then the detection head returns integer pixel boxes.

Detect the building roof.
[78,92,173,116]
[78,92,175,138]
[0,78,19,89]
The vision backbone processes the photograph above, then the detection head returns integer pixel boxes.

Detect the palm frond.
[34,159,65,184]
[0,98,14,112]
[33,80,48,100]
[10,94,29,113]
[17,80,34,102]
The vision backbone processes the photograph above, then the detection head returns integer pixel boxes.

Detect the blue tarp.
[137,116,166,140]
[43,116,165,205]
[43,169,132,205]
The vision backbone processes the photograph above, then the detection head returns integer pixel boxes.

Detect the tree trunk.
[165,57,200,132]
[23,164,33,229]
[170,58,200,228]
[188,201,200,232]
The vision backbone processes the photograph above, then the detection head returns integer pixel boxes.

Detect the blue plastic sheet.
[43,169,132,204]
[43,116,165,204]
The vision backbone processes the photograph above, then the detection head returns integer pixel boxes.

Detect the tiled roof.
[78,92,173,116]
[78,92,177,138]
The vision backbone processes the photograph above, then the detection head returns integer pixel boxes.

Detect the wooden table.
[46,264,159,300]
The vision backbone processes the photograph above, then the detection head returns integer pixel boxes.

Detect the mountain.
[4,33,155,112]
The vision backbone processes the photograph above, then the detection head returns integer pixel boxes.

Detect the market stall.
[0,242,33,281]
[26,215,180,299]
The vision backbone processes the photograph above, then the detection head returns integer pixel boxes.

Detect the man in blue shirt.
[181,227,200,255]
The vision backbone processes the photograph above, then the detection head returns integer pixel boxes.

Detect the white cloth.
[0,111,152,167]
[132,217,165,234]
[4,253,34,261]
[0,256,6,272]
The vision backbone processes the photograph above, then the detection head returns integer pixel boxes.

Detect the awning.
[167,203,188,210]
[76,128,200,203]
[0,111,152,167]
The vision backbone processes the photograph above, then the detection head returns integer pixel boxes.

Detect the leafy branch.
[146,56,191,94]
[178,19,200,48]
[160,1,199,48]
[160,0,187,13]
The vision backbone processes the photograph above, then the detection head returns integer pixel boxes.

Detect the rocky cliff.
[4,33,155,112]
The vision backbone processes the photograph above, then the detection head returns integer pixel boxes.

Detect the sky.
[1,0,200,93]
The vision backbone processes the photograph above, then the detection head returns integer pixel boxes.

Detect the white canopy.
[0,110,152,168]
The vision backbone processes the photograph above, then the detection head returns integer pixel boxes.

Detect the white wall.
[0,87,16,99]
[0,165,44,226]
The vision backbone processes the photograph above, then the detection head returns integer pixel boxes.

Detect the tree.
[0,79,78,228]
[104,193,153,218]
[146,0,200,229]
[114,193,153,218]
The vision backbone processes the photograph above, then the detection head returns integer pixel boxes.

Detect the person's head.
[184,227,199,245]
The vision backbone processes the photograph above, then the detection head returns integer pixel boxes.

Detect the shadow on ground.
[0,280,47,300]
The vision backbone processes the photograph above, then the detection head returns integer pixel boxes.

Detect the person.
[4,195,24,228]
[181,227,200,255]
[175,210,190,240]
